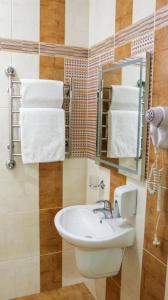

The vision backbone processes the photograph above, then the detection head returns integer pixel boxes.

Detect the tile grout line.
[143,248,167,267]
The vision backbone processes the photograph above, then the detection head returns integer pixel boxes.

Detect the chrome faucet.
[93,200,113,219]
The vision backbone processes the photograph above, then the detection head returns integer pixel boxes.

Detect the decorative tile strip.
[89,36,114,58]
[155,4,168,30]
[115,14,154,46]
[132,32,154,56]
[65,58,88,157]
[40,43,88,58]
[0,38,39,54]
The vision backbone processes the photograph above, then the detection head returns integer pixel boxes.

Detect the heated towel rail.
[96,80,145,158]
[5,66,72,169]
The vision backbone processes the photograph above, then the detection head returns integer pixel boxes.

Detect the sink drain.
[84,235,93,239]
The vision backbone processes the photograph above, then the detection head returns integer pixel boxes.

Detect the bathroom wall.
[86,0,168,300]
[0,1,168,300]
[0,0,88,299]
[0,1,40,299]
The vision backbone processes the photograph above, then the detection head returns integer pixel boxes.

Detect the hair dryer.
[146,106,168,149]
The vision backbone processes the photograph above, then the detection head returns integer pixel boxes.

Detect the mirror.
[96,53,151,179]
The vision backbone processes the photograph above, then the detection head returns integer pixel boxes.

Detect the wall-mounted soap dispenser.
[114,185,137,218]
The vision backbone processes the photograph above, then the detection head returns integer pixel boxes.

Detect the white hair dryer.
[146,106,168,149]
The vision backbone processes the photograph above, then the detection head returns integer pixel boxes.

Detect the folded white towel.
[21,79,63,108]
[20,108,65,163]
[107,110,138,158]
[110,85,139,111]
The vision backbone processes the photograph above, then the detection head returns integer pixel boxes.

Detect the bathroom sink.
[54,204,135,278]
[55,204,135,249]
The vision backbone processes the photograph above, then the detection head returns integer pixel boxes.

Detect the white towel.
[21,79,63,108]
[20,108,65,163]
[110,85,139,111]
[107,110,138,158]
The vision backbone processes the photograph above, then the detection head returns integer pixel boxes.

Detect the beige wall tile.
[65,0,89,47]
[132,0,155,23]
[89,0,116,47]
[0,0,12,38]
[63,158,87,207]
[62,248,83,287]
[86,158,110,205]
[15,256,40,297]
[12,0,39,41]
[0,261,16,300]
[6,212,39,260]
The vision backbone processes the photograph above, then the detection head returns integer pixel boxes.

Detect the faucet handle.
[96,200,111,210]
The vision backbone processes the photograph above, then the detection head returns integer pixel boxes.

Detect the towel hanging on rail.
[110,85,139,111]
[21,79,63,108]
[20,79,65,164]
[107,110,139,158]
[20,108,65,163]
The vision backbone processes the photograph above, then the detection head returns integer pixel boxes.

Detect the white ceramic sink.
[55,204,135,249]
[54,204,135,278]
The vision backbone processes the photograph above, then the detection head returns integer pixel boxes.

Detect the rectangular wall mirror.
[96,53,151,179]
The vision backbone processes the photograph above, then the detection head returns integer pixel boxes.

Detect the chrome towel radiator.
[5,66,72,169]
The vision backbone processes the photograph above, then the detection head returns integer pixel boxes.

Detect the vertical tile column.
[156,0,168,10]
[115,0,132,61]
[140,25,168,300]
[106,170,126,300]
[106,1,132,299]
[39,0,65,292]
[115,0,133,33]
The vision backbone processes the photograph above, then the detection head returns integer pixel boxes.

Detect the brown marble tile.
[153,27,168,107]
[15,283,95,300]
[103,65,121,88]
[40,56,64,81]
[115,43,131,62]
[155,26,168,53]
[140,250,167,300]
[40,208,62,255]
[106,277,121,300]
[40,0,65,44]
[111,270,121,288]
[39,162,63,209]
[156,0,168,10]
[115,0,133,32]
[40,252,62,292]
[144,191,168,264]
